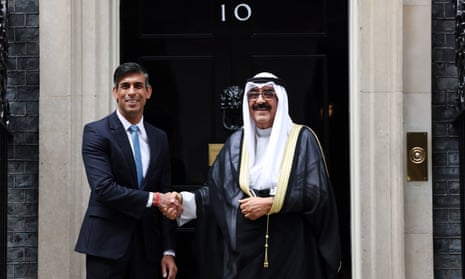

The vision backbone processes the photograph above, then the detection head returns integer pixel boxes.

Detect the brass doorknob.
[409,146,426,164]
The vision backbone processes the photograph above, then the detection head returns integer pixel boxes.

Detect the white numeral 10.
[220,3,252,22]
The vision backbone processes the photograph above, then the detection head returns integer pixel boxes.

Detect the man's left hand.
[161,255,178,279]
[239,197,273,220]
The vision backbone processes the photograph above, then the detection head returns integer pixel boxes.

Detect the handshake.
[153,192,184,220]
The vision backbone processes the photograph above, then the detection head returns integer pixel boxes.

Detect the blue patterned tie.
[129,125,143,188]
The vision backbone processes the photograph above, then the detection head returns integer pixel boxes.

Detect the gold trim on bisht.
[239,124,303,268]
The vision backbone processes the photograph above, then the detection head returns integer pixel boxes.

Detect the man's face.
[112,72,152,123]
[247,85,278,129]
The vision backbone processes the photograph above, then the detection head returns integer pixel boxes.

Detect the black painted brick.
[15,0,39,13]
[449,181,461,194]
[8,101,26,116]
[434,77,459,91]
[433,4,446,18]
[433,194,461,208]
[17,58,38,71]
[432,137,459,151]
[7,189,24,203]
[433,0,465,277]
[25,42,38,56]
[25,71,38,85]
[6,247,24,264]
[432,166,460,179]
[434,152,449,165]
[435,209,449,222]
[8,116,38,131]
[16,87,39,101]
[448,151,460,165]
[433,91,447,105]
[6,1,40,278]
[450,269,463,279]
[9,43,26,57]
[12,263,36,278]
[8,14,25,27]
[434,223,462,236]
[14,28,38,42]
[446,63,458,76]
[25,14,38,27]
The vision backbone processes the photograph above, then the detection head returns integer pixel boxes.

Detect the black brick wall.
[6,0,39,278]
[433,0,464,278]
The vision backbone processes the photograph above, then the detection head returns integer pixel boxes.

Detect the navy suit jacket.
[75,112,175,263]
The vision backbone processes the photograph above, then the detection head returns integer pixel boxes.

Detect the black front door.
[121,1,350,278]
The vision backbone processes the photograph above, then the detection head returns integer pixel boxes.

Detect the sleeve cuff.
[163,250,176,257]
[146,192,153,207]
[176,191,197,226]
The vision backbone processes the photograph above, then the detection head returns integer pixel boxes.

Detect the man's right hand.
[154,192,183,220]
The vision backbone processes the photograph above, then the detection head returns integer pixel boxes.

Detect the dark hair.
[113,62,150,88]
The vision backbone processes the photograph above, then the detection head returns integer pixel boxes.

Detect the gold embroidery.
[238,124,303,268]
[268,124,302,214]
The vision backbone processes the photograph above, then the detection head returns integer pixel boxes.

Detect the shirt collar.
[115,110,146,134]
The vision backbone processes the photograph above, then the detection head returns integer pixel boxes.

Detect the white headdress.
[242,72,294,190]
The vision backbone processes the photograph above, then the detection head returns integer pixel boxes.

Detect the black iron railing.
[0,125,9,279]
[0,0,8,278]
[456,1,465,277]
[457,0,465,112]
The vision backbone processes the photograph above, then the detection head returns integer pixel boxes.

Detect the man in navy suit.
[75,62,181,279]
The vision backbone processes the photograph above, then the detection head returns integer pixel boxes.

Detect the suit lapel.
[109,112,139,189]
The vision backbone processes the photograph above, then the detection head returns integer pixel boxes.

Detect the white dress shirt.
[116,110,153,207]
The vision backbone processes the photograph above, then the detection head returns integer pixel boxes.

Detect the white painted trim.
[38,1,119,278]
[349,0,361,277]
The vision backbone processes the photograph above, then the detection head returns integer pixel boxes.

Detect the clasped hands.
[155,192,183,220]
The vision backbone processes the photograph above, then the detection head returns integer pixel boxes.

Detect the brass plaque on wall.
[407,132,428,181]
[208,144,224,166]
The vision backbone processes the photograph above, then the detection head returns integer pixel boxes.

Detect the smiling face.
[247,85,278,129]
[112,72,152,124]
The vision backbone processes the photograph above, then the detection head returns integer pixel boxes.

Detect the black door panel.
[121,1,350,278]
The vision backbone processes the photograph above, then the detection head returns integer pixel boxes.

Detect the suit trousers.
[85,222,160,279]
